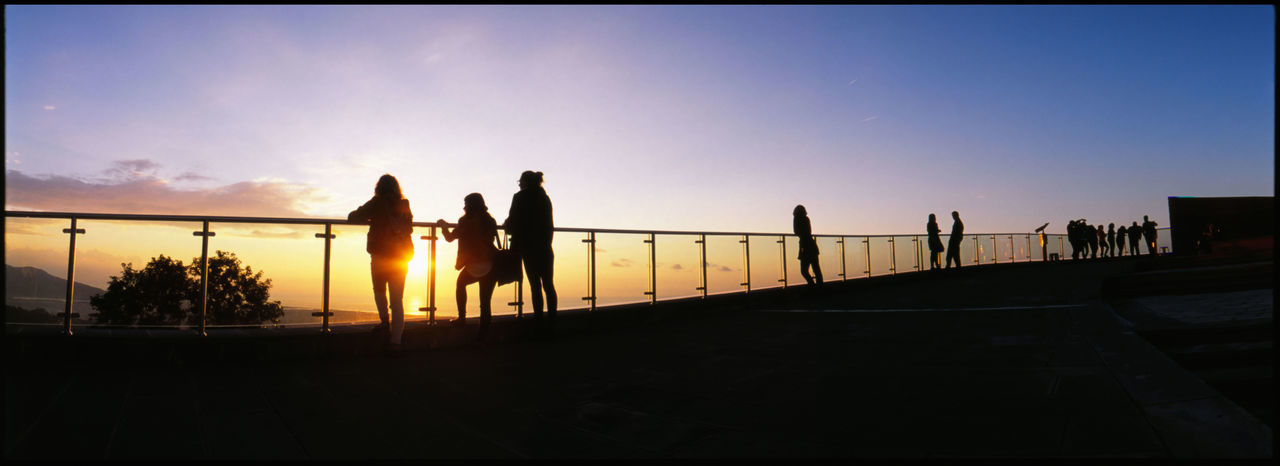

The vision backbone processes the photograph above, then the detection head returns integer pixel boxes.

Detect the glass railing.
[3,210,1172,335]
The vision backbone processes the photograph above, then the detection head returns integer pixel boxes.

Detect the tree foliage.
[90,250,284,327]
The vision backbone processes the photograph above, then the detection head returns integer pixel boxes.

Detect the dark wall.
[1167,196,1274,255]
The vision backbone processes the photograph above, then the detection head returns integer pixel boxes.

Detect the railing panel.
[71,219,208,328]
[703,235,745,295]
[783,235,805,286]
[867,237,893,276]
[592,232,651,307]
[653,234,702,301]
[6,216,89,326]
[816,237,842,282]
[203,222,326,328]
[746,234,782,290]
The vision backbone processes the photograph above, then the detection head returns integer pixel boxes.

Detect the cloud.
[717,265,733,272]
[670,264,683,270]
[848,79,857,85]
[43,105,56,110]
[5,168,329,217]
[611,258,634,268]
[860,116,878,123]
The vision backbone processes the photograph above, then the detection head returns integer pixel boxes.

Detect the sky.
[7,5,1259,316]
[5,5,1274,235]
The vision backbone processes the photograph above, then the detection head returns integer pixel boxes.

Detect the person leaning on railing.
[348,174,414,353]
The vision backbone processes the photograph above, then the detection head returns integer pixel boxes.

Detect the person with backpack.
[503,171,558,326]
[348,174,414,353]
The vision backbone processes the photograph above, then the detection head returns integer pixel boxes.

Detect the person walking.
[945,211,964,269]
[348,174,414,353]
[503,171,558,325]
[793,205,823,287]
[437,193,500,341]
[926,213,944,270]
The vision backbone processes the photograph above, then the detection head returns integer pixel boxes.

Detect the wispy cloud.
[611,258,635,268]
[860,116,878,123]
[43,105,56,111]
[670,264,683,270]
[5,165,329,217]
[848,79,857,85]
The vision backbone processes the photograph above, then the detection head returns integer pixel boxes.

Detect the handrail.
[3,210,1131,237]
[5,209,1170,336]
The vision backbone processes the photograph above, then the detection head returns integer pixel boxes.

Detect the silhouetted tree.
[90,251,283,326]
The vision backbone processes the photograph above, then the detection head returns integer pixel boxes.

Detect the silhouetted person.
[348,174,413,353]
[1106,223,1116,258]
[503,171,557,324]
[1116,225,1127,256]
[1096,224,1107,257]
[1070,220,1080,259]
[1128,221,1142,255]
[1142,215,1158,255]
[1085,223,1098,259]
[926,213,944,270]
[945,211,963,269]
[793,205,823,286]
[438,193,499,340]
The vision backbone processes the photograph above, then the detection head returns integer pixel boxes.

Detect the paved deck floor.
[5,258,1272,459]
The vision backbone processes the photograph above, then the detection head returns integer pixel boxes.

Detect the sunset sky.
[4,5,1271,316]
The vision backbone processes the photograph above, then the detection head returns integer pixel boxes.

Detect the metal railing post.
[696,234,708,298]
[644,233,656,304]
[991,235,998,264]
[421,226,440,323]
[740,235,751,292]
[313,224,335,333]
[838,236,847,281]
[912,236,920,271]
[1025,235,1032,262]
[1059,236,1064,258]
[972,236,979,264]
[778,236,788,287]
[60,218,86,335]
[502,232,522,316]
[582,232,596,310]
[863,237,871,278]
[888,237,897,275]
[192,221,215,336]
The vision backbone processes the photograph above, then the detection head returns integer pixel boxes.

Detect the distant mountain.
[5,265,106,318]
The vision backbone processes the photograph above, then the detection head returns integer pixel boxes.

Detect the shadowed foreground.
[5,257,1272,459]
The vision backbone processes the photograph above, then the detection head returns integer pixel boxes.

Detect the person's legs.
[523,256,544,316]
[456,273,479,321]
[535,247,557,318]
[387,262,406,345]
[799,258,814,285]
[370,260,390,326]
[812,259,823,285]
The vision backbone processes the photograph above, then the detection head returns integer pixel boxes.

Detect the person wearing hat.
[503,170,558,324]
[437,192,500,340]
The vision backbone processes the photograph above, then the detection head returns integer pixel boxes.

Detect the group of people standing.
[1067,215,1159,260]
[348,171,558,351]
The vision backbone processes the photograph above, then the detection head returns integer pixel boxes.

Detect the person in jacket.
[503,171,558,324]
[927,213,944,270]
[437,193,500,340]
[348,174,414,352]
[945,211,964,268]
[793,205,823,287]
[1116,224,1127,256]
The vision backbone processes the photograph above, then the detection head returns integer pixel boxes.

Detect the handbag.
[491,234,523,286]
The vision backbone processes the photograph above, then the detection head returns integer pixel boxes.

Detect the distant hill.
[6,265,106,319]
